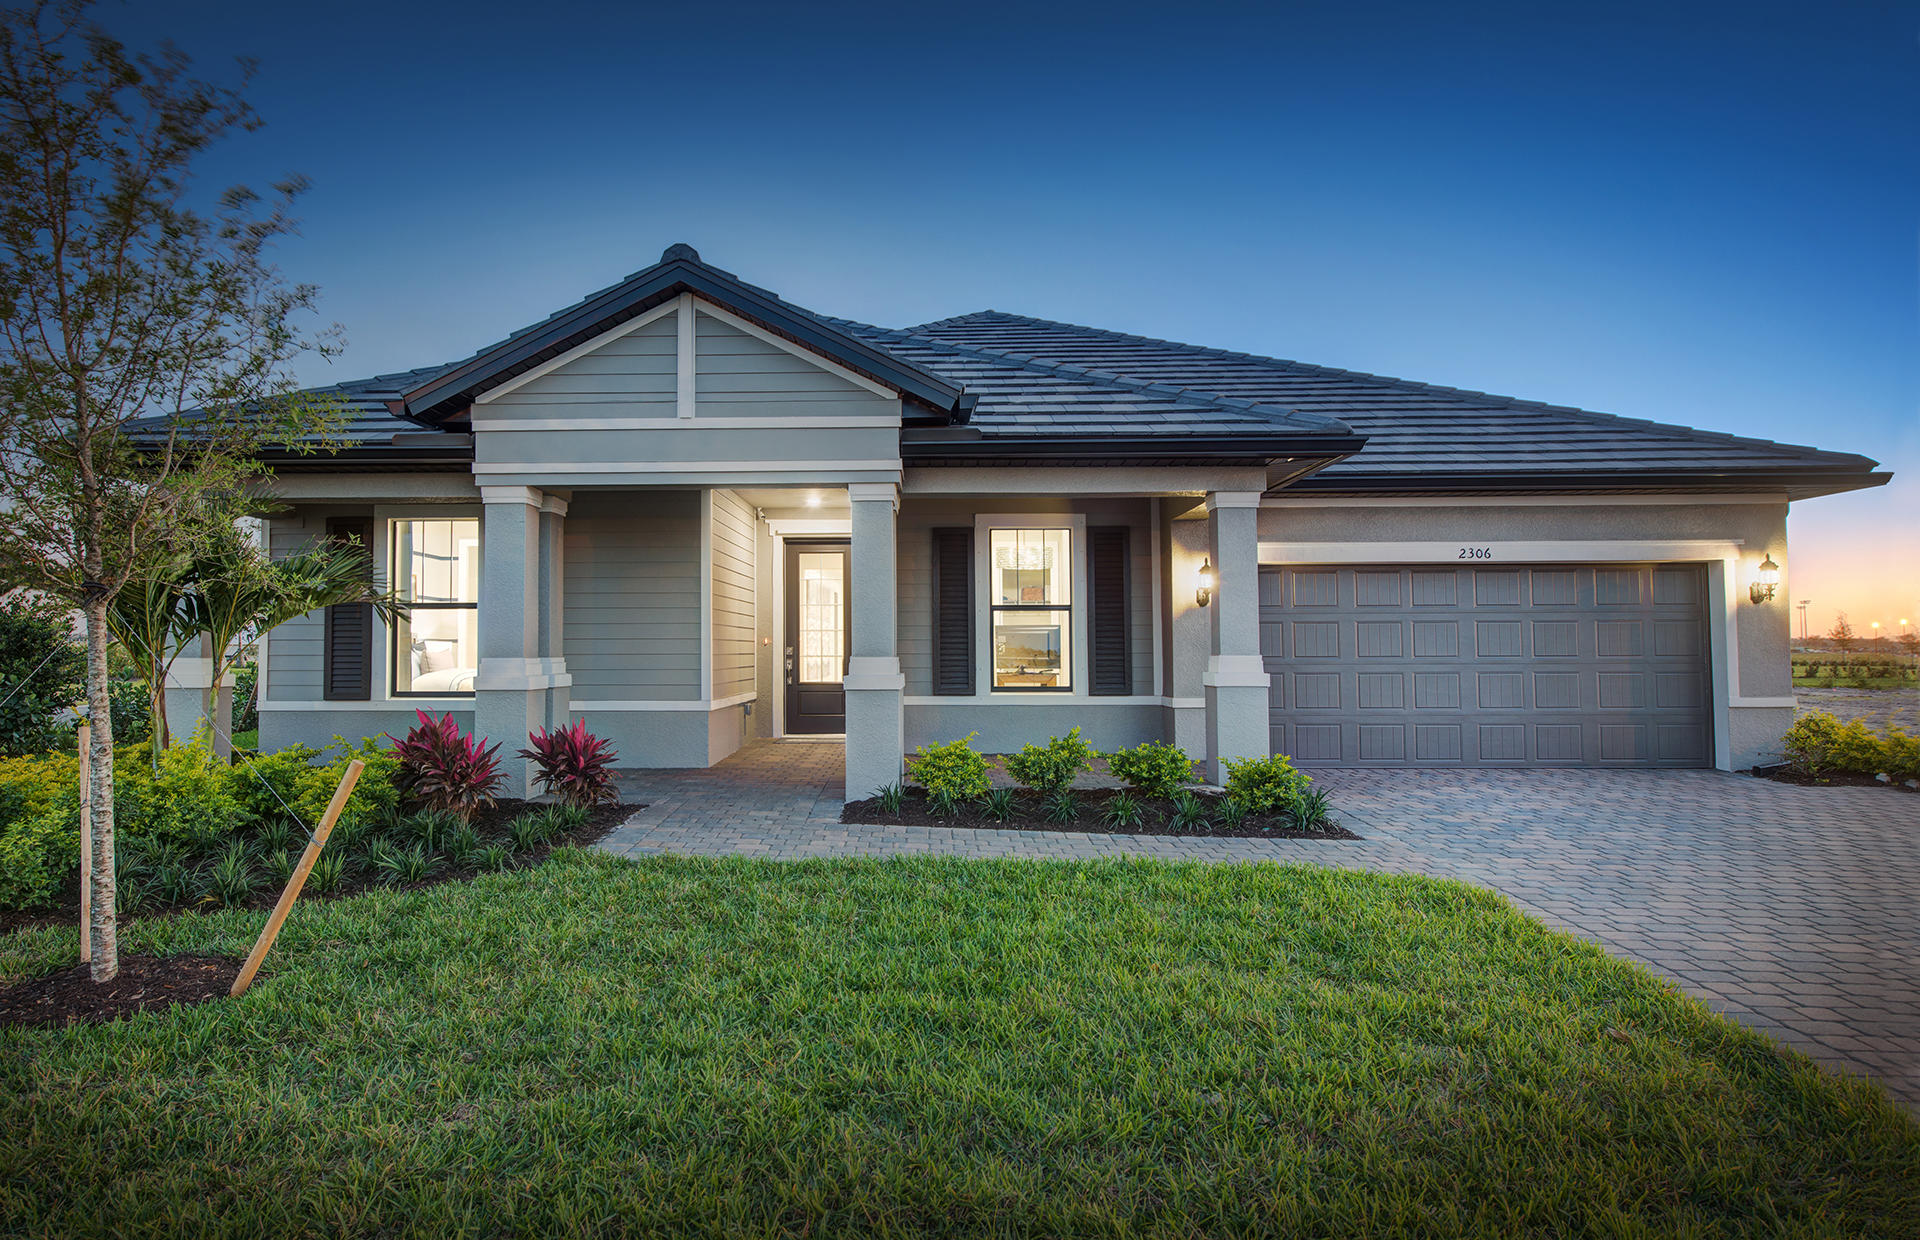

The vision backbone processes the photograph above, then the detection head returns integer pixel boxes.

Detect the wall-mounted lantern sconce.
[1196,558,1215,608]
[1749,554,1779,605]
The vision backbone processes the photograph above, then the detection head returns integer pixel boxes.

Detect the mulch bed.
[1751,767,1918,793]
[0,954,242,1030]
[843,788,1360,839]
[0,799,635,938]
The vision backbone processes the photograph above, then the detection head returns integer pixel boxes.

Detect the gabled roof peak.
[660,242,701,263]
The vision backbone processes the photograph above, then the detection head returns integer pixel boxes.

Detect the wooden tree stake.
[230,760,363,998]
[77,721,91,963]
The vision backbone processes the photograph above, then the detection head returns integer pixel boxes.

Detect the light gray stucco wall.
[563,491,701,702]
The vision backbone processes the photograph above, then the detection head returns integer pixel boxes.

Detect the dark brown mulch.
[843,788,1360,839]
[0,799,636,938]
[1751,767,1918,793]
[0,953,242,1030]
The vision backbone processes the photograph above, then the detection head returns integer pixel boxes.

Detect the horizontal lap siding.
[694,311,893,419]
[710,490,756,699]
[565,492,701,701]
[483,315,676,417]
[265,510,336,700]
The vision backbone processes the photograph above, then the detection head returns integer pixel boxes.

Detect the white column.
[476,485,570,797]
[844,482,904,800]
[1203,490,1271,783]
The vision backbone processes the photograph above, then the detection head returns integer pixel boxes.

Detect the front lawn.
[3,854,1915,1237]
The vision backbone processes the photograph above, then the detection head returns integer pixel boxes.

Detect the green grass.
[3,853,1915,1237]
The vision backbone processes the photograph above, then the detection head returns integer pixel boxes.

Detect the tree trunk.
[81,598,118,982]
[147,650,169,768]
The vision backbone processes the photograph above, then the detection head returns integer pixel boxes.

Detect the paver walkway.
[604,743,1920,1109]
[1796,684,1920,733]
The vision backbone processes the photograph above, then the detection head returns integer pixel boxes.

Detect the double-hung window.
[391,517,479,695]
[989,527,1072,690]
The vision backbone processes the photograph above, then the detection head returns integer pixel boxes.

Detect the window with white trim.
[989,527,1072,690]
[391,517,479,695]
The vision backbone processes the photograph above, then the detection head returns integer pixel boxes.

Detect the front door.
[784,540,850,734]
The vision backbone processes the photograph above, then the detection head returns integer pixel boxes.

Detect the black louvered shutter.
[323,516,374,701]
[1089,526,1131,696]
[931,527,974,695]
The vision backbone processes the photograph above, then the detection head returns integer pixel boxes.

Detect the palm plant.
[109,525,403,765]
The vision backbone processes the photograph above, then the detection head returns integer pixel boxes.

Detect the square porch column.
[476,486,571,798]
[844,482,905,801]
[1203,490,1271,783]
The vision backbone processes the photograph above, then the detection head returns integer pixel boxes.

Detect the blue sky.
[121,0,1920,632]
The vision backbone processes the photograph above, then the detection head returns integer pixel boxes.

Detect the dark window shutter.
[1089,526,1131,696]
[930,527,974,695]
[323,517,374,701]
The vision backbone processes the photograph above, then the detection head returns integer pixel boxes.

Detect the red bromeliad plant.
[518,720,619,809]
[388,710,506,822]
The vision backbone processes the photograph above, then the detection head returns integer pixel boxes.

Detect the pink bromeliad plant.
[517,719,620,809]
[387,710,506,822]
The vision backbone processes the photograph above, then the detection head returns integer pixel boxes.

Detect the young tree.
[1829,613,1858,656]
[0,1,345,980]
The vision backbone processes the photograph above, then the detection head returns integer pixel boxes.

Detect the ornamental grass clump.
[1105,741,1197,799]
[388,711,505,823]
[1003,728,1095,795]
[518,720,620,809]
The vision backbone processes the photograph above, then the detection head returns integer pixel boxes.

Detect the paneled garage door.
[1259,564,1712,767]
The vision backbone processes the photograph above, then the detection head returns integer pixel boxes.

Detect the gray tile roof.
[822,317,1352,439]
[887,311,1881,483]
[154,263,1883,491]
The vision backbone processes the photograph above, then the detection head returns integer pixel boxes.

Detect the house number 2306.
[1458,546,1494,560]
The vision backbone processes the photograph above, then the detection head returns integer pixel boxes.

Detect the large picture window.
[990,527,1071,690]
[392,517,479,695]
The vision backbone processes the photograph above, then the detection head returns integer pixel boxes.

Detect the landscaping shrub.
[0,594,84,757]
[518,719,619,808]
[1782,711,1920,780]
[1222,753,1310,814]
[388,711,504,822]
[906,734,991,801]
[1003,727,1096,794]
[1105,741,1197,798]
[0,802,79,910]
[0,733,400,911]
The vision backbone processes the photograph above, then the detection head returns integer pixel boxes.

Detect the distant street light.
[1797,600,1811,641]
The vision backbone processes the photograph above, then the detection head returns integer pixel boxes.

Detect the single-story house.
[210,244,1887,798]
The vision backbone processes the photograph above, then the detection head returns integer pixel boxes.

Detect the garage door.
[1259,564,1711,767]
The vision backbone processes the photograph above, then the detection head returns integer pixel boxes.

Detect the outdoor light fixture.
[1196,558,1215,608]
[805,492,822,508]
[1749,554,1779,605]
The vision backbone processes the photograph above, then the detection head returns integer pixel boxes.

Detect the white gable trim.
[692,301,898,401]
[472,298,680,407]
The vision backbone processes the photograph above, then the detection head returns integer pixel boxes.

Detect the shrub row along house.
[158,245,1887,798]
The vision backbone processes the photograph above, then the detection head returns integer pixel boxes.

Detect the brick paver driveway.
[603,743,1920,1109]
